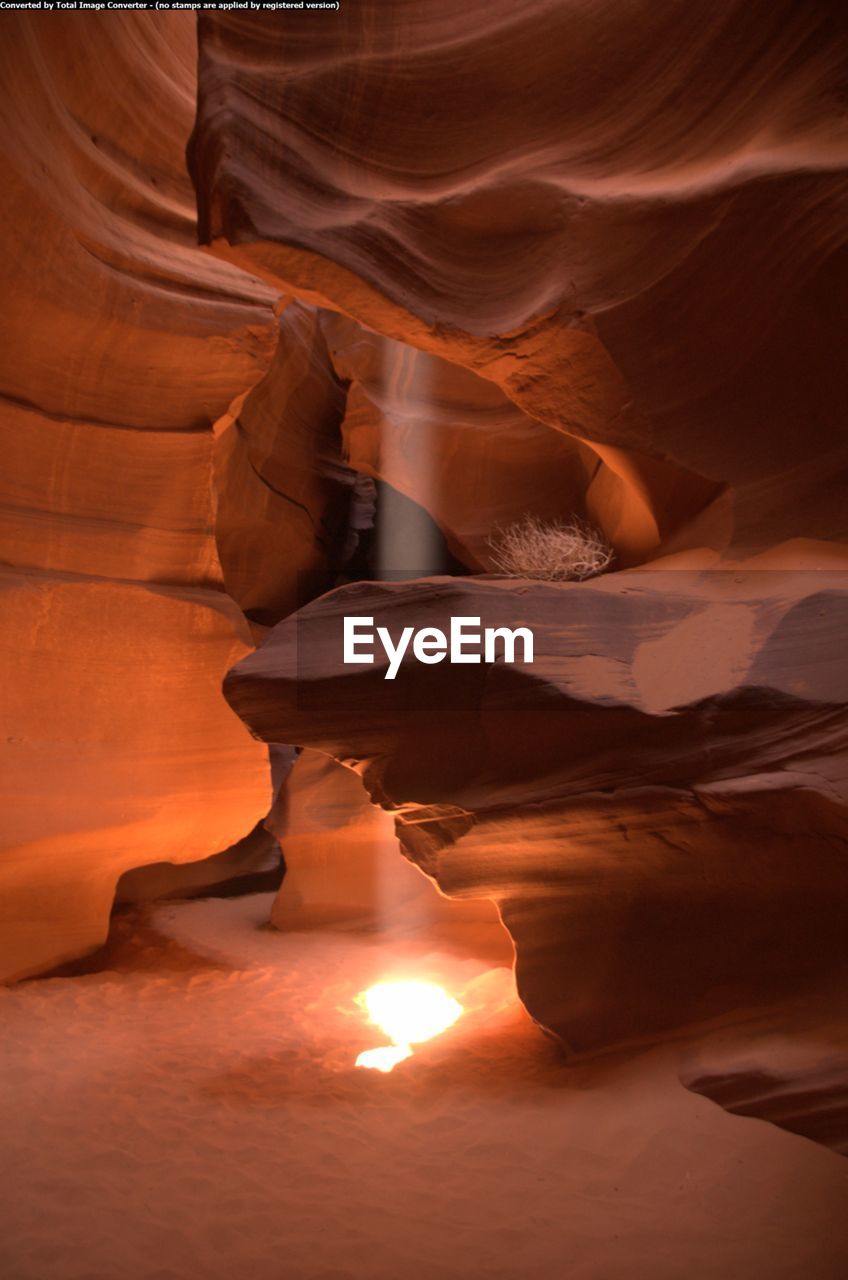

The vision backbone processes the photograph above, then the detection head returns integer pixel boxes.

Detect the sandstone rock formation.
[224,576,846,994]
[0,14,278,980]
[114,821,282,906]
[318,313,599,571]
[267,747,506,956]
[213,301,350,627]
[2,1,846,1163]
[225,571,848,1149]
[190,0,848,566]
[680,991,848,1157]
[192,5,848,1154]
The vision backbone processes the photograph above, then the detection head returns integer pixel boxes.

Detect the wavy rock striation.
[225,571,848,1150]
[191,0,848,564]
[0,15,279,980]
[213,300,352,627]
[194,4,848,1150]
[1,0,844,1161]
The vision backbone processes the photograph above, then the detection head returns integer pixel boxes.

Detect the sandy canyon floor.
[1,894,847,1280]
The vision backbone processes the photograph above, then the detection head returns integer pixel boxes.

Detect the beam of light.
[354,979,464,1072]
[369,341,448,934]
[375,338,441,582]
[353,346,465,1076]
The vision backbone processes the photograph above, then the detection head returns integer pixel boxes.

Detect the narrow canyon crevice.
[1,4,847,1180]
[192,2,848,1157]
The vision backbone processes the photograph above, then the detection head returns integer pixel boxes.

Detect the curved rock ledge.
[191,1,848,563]
[224,571,848,1146]
[0,15,278,980]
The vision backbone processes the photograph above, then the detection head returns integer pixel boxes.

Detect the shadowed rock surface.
[190,0,848,565]
[225,571,848,1151]
[191,2,848,1153]
[114,821,283,905]
[2,0,846,1166]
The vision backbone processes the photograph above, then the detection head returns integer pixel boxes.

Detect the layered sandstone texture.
[227,571,848,1150]
[268,748,508,960]
[0,15,279,980]
[1,0,846,1161]
[191,0,848,565]
[196,3,848,1152]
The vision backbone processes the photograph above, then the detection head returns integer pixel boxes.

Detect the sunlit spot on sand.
[355,1044,413,1073]
[355,980,463,1071]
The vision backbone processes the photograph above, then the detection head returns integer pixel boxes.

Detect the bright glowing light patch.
[363,981,463,1045]
[355,980,463,1072]
[355,1044,413,1073]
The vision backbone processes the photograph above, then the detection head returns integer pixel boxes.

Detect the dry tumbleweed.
[488,515,614,581]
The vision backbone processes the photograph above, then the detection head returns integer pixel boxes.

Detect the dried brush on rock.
[488,514,614,581]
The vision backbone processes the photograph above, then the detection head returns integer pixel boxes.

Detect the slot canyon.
[1,5,847,1278]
